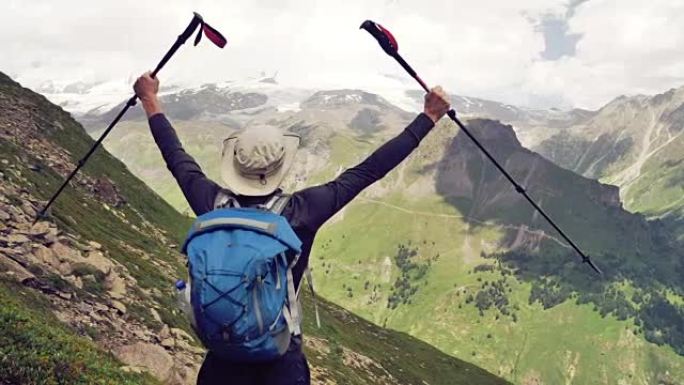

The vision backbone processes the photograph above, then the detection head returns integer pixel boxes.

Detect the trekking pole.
[360,20,602,276]
[36,12,227,222]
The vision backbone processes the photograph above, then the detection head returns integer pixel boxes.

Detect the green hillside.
[534,88,684,233]
[0,71,509,384]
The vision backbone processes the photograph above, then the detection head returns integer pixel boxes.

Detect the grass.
[0,278,158,385]
[308,193,684,384]
[301,292,510,385]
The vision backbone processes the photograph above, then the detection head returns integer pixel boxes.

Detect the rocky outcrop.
[0,174,203,384]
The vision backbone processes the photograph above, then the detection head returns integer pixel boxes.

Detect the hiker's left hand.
[424,86,450,123]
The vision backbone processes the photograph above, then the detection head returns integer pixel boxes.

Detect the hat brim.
[220,133,300,196]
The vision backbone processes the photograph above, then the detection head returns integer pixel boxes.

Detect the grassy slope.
[1,72,508,385]
[621,135,684,220]
[311,197,684,384]
[0,278,158,385]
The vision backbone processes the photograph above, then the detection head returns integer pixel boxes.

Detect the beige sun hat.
[221,124,300,196]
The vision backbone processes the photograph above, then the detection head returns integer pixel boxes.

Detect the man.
[134,71,450,385]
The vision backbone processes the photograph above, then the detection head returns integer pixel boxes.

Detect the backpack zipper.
[253,277,265,334]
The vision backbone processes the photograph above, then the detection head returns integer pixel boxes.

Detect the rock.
[20,201,36,217]
[57,261,74,276]
[113,343,174,383]
[175,339,205,355]
[0,209,9,221]
[44,228,59,245]
[32,245,60,268]
[65,275,83,289]
[8,205,23,221]
[84,250,114,275]
[50,242,82,263]
[30,221,51,236]
[88,240,102,250]
[161,338,175,349]
[110,300,127,314]
[82,274,97,285]
[7,234,30,245]
[133,329,146,340]
[56,291,73,300]
[160,324,171,339]
[120,366,146,374]
[105,271,126,299]
[0,254,35,283]
[150,308,163,324]
[170,328,194,342]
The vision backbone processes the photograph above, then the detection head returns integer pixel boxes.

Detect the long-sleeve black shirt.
[149,112,435,288]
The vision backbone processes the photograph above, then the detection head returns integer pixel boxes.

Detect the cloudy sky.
[2,0,684,110]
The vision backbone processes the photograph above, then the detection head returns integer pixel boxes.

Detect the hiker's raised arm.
[300,87,450,229]
[135,73,221,216]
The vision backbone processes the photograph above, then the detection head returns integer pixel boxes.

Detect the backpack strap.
[214,189,240,209]
[284,255,302,336]
[304,268,321,329]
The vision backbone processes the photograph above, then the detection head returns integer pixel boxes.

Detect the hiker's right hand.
[134,72,159,102]
[134,72,162,117]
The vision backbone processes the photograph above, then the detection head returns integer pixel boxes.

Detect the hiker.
[134,71,450,385]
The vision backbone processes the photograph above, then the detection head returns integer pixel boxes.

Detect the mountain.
[534,87,684,227]
[405,90,596,148]
[0,71,511,384]
[77,81,684,384]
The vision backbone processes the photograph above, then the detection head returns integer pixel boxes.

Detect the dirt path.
[356,197,572,249]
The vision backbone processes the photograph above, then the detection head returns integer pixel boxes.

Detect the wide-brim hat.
[221,125,300,196]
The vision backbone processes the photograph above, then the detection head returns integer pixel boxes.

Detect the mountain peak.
[301,89,393,109]
[465,118,522,149]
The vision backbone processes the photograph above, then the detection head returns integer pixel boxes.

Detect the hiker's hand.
[424,86,450,123]
[134,72,162,118]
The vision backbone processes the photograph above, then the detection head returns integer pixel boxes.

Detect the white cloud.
[524,0,684,109]
[1,0,683,110]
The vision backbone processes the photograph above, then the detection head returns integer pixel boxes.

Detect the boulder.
[150,308,163,324]
[113,342,174,383]
[8,205,24,222]
[105,271,126,299]
[50,242,82,263]
[32,245,60,268]
[0,254,35,283]
[30,221,51,236]
[20,201,36,217]
[110,300,127,314]
[170,328,194,342]
[57,261,74,276]
[7,234,30,245]
[44,228,59,245]
[0,209,10,221]
[65,275,84,289]
[84,250,114,275]
[88,240,102,250]
[161,338,176,349]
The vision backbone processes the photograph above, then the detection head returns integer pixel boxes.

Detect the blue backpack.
[181,192,317,362]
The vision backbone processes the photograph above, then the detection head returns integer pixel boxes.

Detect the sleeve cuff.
[148,112,167,125]
[405,113,435,143]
